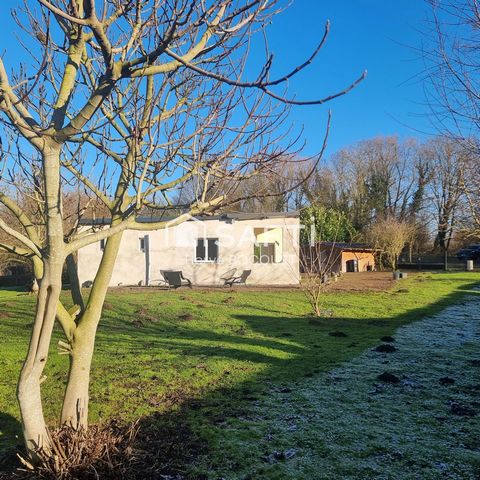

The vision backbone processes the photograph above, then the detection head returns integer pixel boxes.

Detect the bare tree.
[302,164,339,209]
[423,137,468,254]
[297,205,354,317]
[368,217,414,271]
[424,0,480,234]
[461,152,480,237]
[299,241,342,317]
[0,0,364,465]
[424,0,480,139]
[331,137,430,230]
[0,181,44,284]
[227,159,311,212]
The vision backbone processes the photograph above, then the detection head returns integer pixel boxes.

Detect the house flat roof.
[79,211,299,226]
[318,242,376,252]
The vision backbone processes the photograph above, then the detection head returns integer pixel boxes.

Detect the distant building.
[77,212,300,287]
[303,242,376,274]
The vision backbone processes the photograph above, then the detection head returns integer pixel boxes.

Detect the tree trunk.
[18,275,63,456]
[61,230,123,429]
[17,146,64,460]
[17,266,61,455]
[60,324,95,428]
[17,288,53,454]
[66,253,84,310]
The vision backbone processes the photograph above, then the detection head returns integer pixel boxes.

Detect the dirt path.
[215,291,480,479]
[325,271,398,292]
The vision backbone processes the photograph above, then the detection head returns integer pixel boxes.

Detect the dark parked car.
[457,244,480,260]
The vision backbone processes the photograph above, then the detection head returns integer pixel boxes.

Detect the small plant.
[299,242,341,317]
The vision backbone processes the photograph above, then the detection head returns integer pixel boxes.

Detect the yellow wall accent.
[254,227,283,262]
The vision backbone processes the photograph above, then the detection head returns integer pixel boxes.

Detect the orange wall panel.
[341,251,375,272]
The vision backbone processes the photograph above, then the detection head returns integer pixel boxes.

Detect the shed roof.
[318,242,376,252]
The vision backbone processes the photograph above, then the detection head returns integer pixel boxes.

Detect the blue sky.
[261,0,434,159]
[0,1,434,161]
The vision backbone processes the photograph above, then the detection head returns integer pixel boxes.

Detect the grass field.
[0,272,479,478]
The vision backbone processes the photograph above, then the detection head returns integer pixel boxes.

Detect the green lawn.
[0,272,479,478]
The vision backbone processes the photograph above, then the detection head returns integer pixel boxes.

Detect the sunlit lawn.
[1,271,479,477]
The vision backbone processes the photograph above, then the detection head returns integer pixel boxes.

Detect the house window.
[100,239,106,251]
[139,236,146,252]
[195,238,219,262]
[254,243,276,263]
[254,227,283,263]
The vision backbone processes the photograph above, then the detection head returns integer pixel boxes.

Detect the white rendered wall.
[77,217,300,287]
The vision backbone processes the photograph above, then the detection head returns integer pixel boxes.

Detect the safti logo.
[162,214,303,249]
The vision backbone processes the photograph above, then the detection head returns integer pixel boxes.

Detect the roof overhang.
[79,211,300,226]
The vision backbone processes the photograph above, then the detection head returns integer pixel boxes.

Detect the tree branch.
[0,217,42,257]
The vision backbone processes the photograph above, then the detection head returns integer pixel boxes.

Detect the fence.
[398,255,478,271]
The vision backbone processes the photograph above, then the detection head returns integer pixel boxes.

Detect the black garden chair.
[161,270,192,289]
[223,269,251,287]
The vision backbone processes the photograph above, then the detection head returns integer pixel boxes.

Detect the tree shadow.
[0,412,22,473]
[111,279,480,479]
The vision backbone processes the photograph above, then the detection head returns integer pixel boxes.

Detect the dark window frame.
[194,237,219,263]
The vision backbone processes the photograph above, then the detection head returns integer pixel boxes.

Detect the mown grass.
[0,272,479,477]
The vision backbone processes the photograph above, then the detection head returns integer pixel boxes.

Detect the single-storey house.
[77,212,300,287]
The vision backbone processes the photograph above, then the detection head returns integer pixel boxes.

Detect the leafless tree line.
[421,0,480,240]
[230,135,479,255]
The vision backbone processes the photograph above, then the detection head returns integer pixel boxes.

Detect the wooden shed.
[302,242,376,274]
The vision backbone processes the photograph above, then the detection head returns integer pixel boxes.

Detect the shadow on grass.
[101,279,480,479]
[0,412,22,472]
